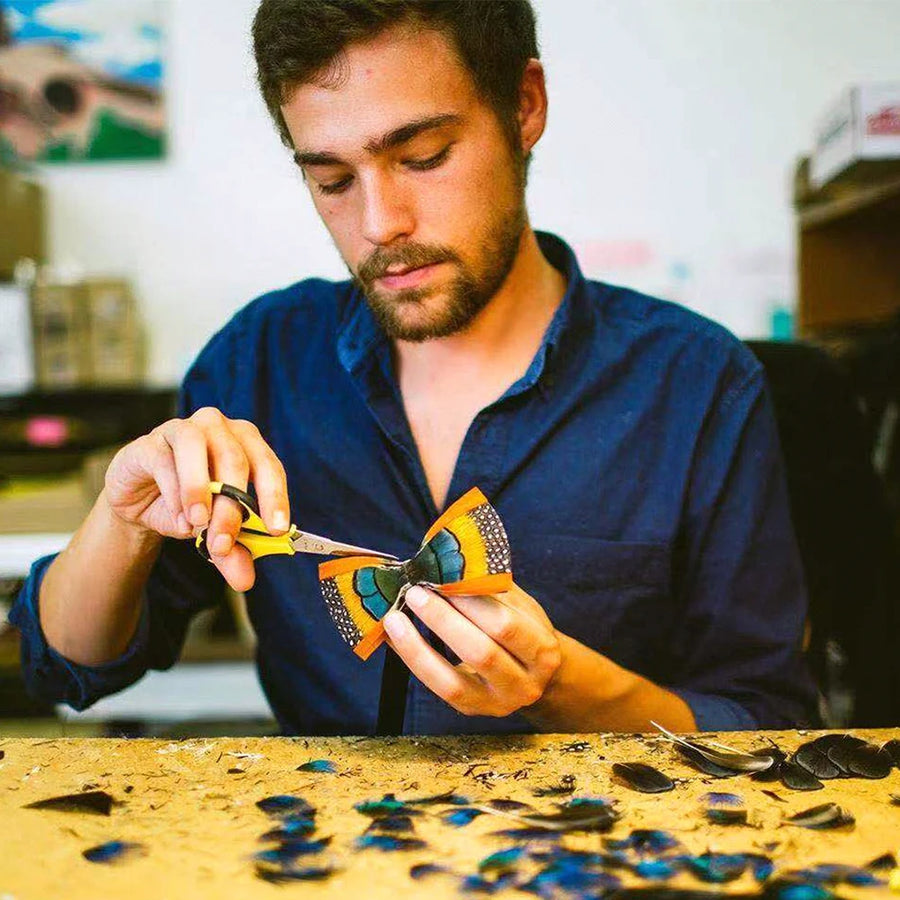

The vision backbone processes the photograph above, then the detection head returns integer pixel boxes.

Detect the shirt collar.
[336,231,590,390]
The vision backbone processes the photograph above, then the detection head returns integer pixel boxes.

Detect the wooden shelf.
[799,175,900,230]
[796,162,900,335]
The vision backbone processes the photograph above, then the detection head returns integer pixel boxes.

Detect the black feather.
[82,840,145,863]
[676,745,739,778]
[256,795,315,817]
[866,852,897,872]
[355,834,427,852]
[365,815,415,834]
[410,863,452,880]
[255,864,336,883]
[881,739,900,768]
[793,743,841,780]
[846,744,893,779]
[612,762,675,793]
[785,802,854,829]
[491,826,563,841]
[750,747,787,783]
[779,761,823,791]
[825,737,867,775]
[25,790,116,816]
[488,799,535,812]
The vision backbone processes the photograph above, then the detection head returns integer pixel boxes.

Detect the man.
[10,0,817,736]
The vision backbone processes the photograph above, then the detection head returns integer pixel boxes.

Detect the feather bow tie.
[318,488,513,660]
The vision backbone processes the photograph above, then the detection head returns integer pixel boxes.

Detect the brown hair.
[252,0,539,148]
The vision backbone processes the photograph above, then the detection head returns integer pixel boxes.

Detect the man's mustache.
[357,244,458,284]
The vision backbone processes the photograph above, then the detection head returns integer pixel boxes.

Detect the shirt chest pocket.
[511,533,673,671]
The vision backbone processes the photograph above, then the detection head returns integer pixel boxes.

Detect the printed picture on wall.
[0,0,166,163]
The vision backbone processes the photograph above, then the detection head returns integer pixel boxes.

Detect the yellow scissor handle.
[195,481,298,561]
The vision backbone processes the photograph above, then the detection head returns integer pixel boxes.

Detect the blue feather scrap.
[259,814,317,840]
[410,862,453,880]
[747,853,775,883]
[703,791,748,825]
[296,759,337,773]
[789,864,885,887]
[677,852,748,883]
[634,859,681,880]
[762,881,838,900]
[365,814,416,834]
[255,863,337,884]
[702,791,744,806]
[529,848,610,868]
[460,872,518,894]
[253,838,331,864]
[478,846,525,873]
[521,865,622,897]
[604,829,681,854]
[491,827,563,841]
[442,807,484,827]
[256,795,316,816]
[82,841,146,864]
[354,793,422,817]
[355,834,427,852]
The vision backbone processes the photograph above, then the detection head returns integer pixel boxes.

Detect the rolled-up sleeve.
[8,554,153,710]
[667,362,820,731]
[6,324,239,711]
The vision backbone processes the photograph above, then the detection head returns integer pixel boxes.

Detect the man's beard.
[350,157,528,342]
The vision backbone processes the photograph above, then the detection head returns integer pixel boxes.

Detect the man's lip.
[376,262,443,289]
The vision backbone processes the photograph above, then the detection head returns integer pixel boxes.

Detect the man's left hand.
[381,583,562,717]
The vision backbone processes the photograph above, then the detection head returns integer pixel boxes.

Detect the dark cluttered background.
[1,0,899,735]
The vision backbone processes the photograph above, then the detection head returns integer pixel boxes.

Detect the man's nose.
[359,170,415,246]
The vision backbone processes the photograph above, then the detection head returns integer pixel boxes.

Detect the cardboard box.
[30,282,89,389]
[29,278,145,389]
[83,279,145,386]
[0,170,46,280]
[811,82,900,188]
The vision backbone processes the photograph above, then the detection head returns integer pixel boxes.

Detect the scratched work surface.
[0,730,898,899]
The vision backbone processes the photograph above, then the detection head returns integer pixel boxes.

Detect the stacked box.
[30,278,145,388]
[30,282,89,388]
[83,279,145,386]
[0,170,46,280]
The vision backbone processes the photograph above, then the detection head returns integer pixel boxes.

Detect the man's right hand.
[103,407,290,592]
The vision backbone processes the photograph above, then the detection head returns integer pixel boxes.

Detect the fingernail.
[177,513,190,534]
[272,510,289,532]
[404,586,427,611]
[212,533,232,556]
[383,611,410,640]
[189,503,209,526]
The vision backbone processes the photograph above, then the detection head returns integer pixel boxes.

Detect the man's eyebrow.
[293,113,463,167]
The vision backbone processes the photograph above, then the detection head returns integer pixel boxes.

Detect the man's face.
[280,25,528,342]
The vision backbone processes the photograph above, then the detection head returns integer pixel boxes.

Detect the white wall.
[37,0,900,384]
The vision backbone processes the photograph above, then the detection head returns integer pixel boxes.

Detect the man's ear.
[517,59,548,154]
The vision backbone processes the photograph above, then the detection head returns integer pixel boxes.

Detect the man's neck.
[393,227,567,381]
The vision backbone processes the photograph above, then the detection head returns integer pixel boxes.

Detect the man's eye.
[405,145,452,171]
[315,176,353,196]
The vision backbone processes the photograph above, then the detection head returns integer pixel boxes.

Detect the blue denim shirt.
[9,232,818,735]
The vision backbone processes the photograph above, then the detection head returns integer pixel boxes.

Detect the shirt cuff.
[8,553,151,711]
[671,688,759,732]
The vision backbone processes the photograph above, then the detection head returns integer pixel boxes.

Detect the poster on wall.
[0,0,166,163]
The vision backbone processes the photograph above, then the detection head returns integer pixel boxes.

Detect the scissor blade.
[290,530,398,560]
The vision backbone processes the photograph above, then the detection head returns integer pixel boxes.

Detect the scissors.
[195,481,398,562]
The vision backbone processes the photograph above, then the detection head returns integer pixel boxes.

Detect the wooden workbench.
[1,730,898,898]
